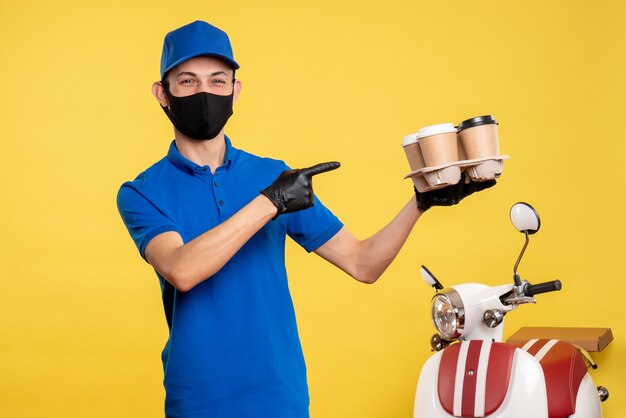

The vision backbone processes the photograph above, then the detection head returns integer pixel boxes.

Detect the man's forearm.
[315,197,423,284]
[354,197,422,282]
[147,195,278,291]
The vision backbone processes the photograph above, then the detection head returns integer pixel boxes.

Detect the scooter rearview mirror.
[421,265,444,291]
[510,202,540,286]
[510,202,541,235]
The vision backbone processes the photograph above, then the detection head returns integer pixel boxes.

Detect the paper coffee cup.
[402,133,426,171]
[402,133,430,192]
[417,123,459,167]
[457,133,467,161]
[457,115,500,159]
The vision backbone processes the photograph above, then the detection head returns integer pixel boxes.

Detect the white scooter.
[414,202,609,418]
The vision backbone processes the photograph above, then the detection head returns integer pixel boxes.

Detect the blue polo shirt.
[117,138,343,418]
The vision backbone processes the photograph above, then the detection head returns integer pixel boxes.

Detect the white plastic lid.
[417,123,457,139]
[402,133,419,147]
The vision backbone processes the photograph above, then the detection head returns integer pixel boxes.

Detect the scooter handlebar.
[524,280,562,296]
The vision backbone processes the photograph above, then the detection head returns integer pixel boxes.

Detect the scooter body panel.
[570,374,602,418]
[513,338,596,417]
[415,342,548,418]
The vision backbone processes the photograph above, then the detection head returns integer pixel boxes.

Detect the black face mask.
[161,87,234,140]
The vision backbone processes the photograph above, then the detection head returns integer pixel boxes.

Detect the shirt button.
[201,167,208,172]
[218,200,224,206]
[214,181,219,186]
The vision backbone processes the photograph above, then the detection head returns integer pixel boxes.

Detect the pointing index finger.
[300,161,341,177]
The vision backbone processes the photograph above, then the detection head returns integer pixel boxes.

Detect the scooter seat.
[512,339,588,418]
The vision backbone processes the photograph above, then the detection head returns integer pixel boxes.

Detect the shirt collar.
[166,136,234,175]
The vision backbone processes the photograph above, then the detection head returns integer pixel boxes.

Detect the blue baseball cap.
[160,20,239,79]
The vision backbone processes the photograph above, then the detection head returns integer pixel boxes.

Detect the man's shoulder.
[119,156,172,193]
[234,147,289,170]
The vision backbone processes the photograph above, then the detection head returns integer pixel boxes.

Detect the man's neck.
[175,131,227,174]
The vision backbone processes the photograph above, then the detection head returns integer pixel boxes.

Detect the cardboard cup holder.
[405,155,510,192]
[403,116,510,193]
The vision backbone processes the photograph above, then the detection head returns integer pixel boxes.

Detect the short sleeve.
[117,183,180,260]
[286,195,343,253]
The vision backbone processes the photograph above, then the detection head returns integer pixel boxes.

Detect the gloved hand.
[415,176,496,212]
[261,161,341,216]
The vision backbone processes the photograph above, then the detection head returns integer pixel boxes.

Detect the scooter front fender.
[414,342,548,418]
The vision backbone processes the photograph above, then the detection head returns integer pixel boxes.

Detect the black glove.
[415,177,496,212]
[261,161,341,217]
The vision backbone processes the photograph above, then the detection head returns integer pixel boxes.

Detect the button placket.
[212,172,227,220]
[192,167,223,217]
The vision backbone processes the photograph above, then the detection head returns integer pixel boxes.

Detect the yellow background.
[1,0,624,416]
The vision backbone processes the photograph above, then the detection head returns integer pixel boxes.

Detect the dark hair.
[161,78,171,93]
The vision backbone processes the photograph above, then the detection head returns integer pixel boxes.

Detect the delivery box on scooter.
[506,327,613,352]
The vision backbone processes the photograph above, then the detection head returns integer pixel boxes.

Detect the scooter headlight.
[431,289,464,340]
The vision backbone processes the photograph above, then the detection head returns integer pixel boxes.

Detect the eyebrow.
[175,70,230,79]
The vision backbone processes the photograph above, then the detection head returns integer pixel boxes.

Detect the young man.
[117,20,494,418]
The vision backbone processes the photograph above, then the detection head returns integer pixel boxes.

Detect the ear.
[152,81,169,107]
[233,79,242,103]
